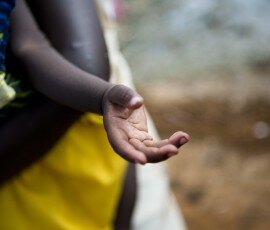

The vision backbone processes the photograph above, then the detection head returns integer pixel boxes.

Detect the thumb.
[106,84,143,109]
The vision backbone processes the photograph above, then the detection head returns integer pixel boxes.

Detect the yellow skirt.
[0,114,127,230]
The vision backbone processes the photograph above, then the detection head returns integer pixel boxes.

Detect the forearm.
[11,0,112,114]
[16,45,111,113]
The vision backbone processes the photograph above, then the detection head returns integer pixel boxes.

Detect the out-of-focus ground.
[119,0,270,229]
[137,73,270,230]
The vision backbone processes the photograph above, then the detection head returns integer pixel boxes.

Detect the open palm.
[102,85,189,164]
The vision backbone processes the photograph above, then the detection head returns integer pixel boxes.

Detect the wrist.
[101,84,144,115]
[101,83,116,115]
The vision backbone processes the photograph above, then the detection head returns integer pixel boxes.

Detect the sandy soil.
[137,73,270,230]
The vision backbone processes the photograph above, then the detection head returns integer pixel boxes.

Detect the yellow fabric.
[0,2,129,229]
[0,114,127,230]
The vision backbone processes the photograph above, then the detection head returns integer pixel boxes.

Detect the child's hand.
[102,85,189,164]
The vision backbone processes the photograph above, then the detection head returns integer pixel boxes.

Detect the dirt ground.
[137,73,270,230]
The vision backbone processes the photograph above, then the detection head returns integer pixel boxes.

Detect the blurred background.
[118,0,270,229]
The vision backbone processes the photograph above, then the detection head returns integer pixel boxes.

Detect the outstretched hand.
[102,85,189,164]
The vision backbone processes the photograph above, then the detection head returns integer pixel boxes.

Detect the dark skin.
[6,0,189,166]
[25,0,110,81]
[0,99,81,183]
[1,0,108,182]
[1,0,189,228]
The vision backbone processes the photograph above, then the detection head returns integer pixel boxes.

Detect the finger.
[128,130,153,142]
[143,132,190,148]
[129,138,178,163]
[148,145,178,163]
[143,139,169,148]
[106,126,147,164]
[168,131,190,148]
[107,85,143,109]
[111,138,147,164]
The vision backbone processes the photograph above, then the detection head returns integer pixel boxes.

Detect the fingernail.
[167,152,176,157]
[137,161,146,165]
[180,137,188,145]
[135,159,146,165]
[130,97,143,106]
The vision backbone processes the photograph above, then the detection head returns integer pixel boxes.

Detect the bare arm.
[10,0,112,114]
[0,0,141,184]
[11,0,190,164]
[25,0,110,81]
[1,0,189,174]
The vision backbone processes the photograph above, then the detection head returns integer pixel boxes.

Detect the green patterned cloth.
[0,71,16,109]
[0,0,17,112]
[0,71,34,121]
